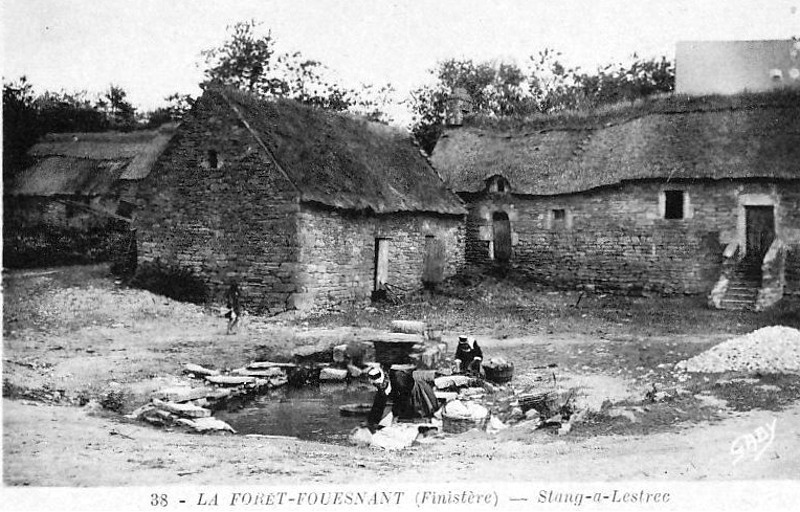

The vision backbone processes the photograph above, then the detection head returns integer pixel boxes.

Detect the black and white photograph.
[2,1,800,510]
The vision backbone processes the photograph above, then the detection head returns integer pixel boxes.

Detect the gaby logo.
[731,417,777,465]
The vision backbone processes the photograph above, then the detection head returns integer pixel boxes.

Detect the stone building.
[3,126,175,267]
[133,88,466,314]
[5,126,175,229]
[430,91,800,310]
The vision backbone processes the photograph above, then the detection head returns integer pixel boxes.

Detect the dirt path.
[4,398,798,486]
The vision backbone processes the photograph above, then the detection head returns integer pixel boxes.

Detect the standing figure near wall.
[224,282,242,334]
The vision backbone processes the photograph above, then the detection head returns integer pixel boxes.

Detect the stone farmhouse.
[430,40,800,311]
[3,127,175,267]
[430,92,800,310]
[5,126,175,229]
[133,88,466,314]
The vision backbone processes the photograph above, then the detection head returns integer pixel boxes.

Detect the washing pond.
[215,383,377,444]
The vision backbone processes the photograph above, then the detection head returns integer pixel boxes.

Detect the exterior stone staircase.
[719,260,762,310]
[709,240,786,311]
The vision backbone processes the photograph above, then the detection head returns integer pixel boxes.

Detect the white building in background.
[676,39,800,95]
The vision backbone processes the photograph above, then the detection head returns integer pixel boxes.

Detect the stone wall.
[782,185,800,295]
[294,206,466,310]
[133,92,302,314]
[786,245,800,296]
[463,180,800,295]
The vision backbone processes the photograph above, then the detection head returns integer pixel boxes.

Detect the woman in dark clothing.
[366,367,438,430]
[454,336,484,376]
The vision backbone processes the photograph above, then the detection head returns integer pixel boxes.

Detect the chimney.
[445,87,473,127]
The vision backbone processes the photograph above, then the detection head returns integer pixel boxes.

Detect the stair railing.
[708,241,740,309]
[755,239,786,311]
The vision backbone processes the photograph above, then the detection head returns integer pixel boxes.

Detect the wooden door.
[745,206,775,262]
[422,236,446,285]
[493,212,512,263]
[374,238,389,291]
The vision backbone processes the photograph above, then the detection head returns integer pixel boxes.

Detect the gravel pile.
[675,326,800,373]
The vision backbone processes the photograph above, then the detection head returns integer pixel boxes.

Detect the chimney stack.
[445,87,473,127]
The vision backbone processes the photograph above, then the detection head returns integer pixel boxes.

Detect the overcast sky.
[3,0,799,122]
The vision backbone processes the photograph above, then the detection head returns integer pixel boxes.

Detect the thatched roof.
[211,88,465,215]
[431,92,800,195]
[9,125,177,196]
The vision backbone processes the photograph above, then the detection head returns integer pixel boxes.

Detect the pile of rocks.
[127,398,236,433]
[127,362,293,433]
[675,326,800,373]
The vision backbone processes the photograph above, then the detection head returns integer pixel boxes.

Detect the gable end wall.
[133,95,302,313]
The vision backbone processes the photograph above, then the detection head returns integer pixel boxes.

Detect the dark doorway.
[493,212,512,263]
[745,205,775,263]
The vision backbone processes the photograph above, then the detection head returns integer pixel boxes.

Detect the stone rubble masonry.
[462,180,800,296]
[294,206,466,311]
[133,93,466,314]
[756,240,787,310]
[134,90,301,314]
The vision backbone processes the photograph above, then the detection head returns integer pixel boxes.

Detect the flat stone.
[247,361,297,369]
[390,320,427,335]
[205,375,257,386]
[231,367,286,378]
[374,333,424,344]
[319,367,349,381]
[184,363,220,376]
[176,417,236,433]
[152,386,214,403]
[152,399,212,418]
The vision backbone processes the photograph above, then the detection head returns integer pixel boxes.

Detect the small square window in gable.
[551,208,567,229]
[205,149,220,170]
[664,190,685,219]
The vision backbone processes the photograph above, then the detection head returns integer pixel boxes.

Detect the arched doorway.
[492,211,512,263]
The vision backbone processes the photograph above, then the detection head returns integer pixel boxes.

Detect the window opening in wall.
[208,150,219,169]
[664,190,684,219]
[116,200,135,219]
[486,175,510,194]
[552,208,566,223]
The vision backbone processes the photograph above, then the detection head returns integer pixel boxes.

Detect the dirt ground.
[3,264,800,487]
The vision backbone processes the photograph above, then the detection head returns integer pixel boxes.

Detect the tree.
[575,55,675,107]
[408,58,534,154]
[144,93,194,127]
[200,20,393,120]
[103,84,137,130]
[3,76,39,182]
[409,52,675,153]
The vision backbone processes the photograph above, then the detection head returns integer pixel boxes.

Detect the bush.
[131,259,208,304]
[3,223,133,270]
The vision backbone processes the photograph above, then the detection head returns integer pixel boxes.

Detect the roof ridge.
[217,90,303,198]
[461,101,800,140]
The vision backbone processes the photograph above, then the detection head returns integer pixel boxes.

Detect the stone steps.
[720,261,762,310]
